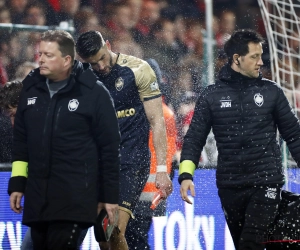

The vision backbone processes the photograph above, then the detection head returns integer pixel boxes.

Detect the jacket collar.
[217,63,262,87]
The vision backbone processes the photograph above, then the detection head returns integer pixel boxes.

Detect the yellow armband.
[11,161,28,178]
[179,160,196,176]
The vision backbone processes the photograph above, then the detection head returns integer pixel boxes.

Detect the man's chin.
[98,67,112,76]
[39,69,48,76]
[250,72,259,78]
[98,71,110,76]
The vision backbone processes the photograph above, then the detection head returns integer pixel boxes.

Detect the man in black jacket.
[179,29,300,250]
[8,30,121,250]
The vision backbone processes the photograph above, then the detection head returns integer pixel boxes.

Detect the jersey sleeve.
[133,60,161,101]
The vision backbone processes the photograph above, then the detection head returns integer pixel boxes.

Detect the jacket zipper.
[40,96,53,220]
[85,162,88,188]
[42,100,52,173]
[41,94,59,219]
[239,83,245,171]
[54,106,62,132]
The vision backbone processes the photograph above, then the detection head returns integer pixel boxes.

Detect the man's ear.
[64,55,72,67]
[105,40,111,50]
[233,54,240,65]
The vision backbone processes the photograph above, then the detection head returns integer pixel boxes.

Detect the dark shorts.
[119,165,150,218]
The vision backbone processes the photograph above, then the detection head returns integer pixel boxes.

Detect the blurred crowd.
[0,0,270,165]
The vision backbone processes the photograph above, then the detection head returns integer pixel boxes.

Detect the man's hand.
[155,172,173,198]
[10,192,23,213]
[97,202,119,226]
[180,180,195,204]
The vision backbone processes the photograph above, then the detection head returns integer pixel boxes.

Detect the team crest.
[115,77,124,91]
[150,81,159,91]
[254,93,264,107]
[68,99,79,111]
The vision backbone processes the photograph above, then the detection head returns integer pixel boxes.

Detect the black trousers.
[218,185,282,250]
[30,221,88,250]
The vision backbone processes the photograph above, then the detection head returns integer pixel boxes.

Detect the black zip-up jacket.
[181,64,300,188]
[9,61,120,226]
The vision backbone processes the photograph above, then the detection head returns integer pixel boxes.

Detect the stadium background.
[1,0,300,249]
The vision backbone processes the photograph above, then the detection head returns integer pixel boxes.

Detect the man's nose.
[39,54,44,64]
[98,62,105,70]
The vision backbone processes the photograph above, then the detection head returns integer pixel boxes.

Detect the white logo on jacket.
[220,96,231,108]
[27,97,37,105]
[254,93,264,107]
[68,99,79,111]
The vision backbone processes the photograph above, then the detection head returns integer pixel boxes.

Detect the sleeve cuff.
[179,160,196,175]
[178,173,193,185]
[7,176,27,195]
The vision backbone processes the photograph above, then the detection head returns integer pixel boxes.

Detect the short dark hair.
[224,29,264,64]
[76,30,106,59]
[40,30,75,62]
[0,81,23,111]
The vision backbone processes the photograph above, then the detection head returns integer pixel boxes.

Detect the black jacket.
[9,61,120,226]
[181,64,300,188]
